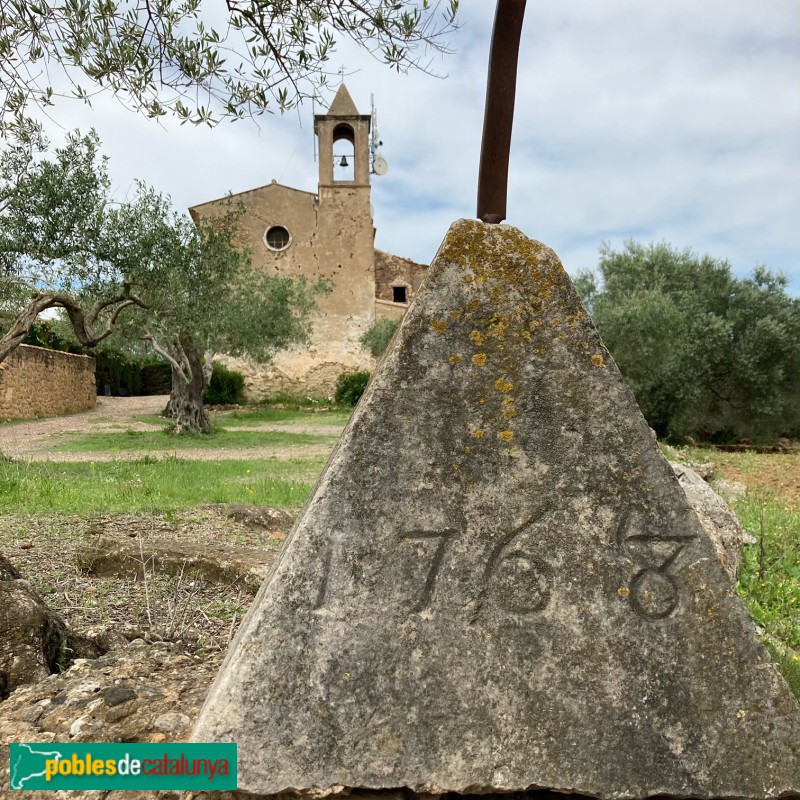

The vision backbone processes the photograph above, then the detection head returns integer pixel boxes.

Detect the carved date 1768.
[311,509,697,621]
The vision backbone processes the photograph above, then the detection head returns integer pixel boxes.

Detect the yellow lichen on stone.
[494,377,513,393]
[449,310,461,320]
[498,430,514,443]
[617,587,630,597]
[450,354,463,365]
[473,353,487,366]
[503,407,516,420]
[488,320,507,340]
[591,354,605,367]
[472,428,486,439]
[469,331,484,347]
[463,274,474,284]
[430,319,448,334]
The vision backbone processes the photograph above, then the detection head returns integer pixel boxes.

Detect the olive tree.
[105,188,322,433]
[0,0,459,133]
[0,124,146,363]
[577,241,800,444]
[1,128,322,433]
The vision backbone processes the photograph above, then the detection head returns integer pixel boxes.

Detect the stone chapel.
[189,84,427,398]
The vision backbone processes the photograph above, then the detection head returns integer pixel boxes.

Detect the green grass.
[669,445,800,699]
[258,392,335,407]
[131,414,170,426]
[0,415,44,427]
[131,409,351,428]
[0,457,326,513]
[735,496,800,697]
[218,408,351,427]
[53,428,337,453]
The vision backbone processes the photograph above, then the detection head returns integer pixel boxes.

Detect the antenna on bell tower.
[370,94,389,177]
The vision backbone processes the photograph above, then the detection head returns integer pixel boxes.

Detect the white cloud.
[30,1,800,292]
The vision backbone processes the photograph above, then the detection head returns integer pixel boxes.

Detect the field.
[0,397,798,697]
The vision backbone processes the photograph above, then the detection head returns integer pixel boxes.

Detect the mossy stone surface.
[193,220,800,799]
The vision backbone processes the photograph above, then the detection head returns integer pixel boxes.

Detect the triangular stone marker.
[194,220,800,799]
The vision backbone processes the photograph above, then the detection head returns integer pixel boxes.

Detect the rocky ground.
[0,399,776,799]
[0,503,295,799]
[0,469,754,798]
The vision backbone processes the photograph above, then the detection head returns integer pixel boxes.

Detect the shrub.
[360,318,400,358]
[577,242,800,444]
[204,363,246,405]
[335,370,370,406]
[95,351,142,396]
[140,361,172,395]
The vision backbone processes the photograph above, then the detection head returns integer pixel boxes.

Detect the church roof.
[327,83,360,116]
[188,180,315,216]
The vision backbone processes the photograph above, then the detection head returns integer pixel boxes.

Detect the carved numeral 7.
[400,530,459,612]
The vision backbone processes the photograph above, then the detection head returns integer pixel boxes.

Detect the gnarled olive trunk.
[162,364,183,420]
[160,335,211,434]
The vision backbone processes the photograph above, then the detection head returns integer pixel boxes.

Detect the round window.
[265,225,291,251]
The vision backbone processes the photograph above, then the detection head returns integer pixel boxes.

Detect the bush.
[95,352,142,397]
[360,318,400,358]
[335,370,370,406]
[22,320,74,352]
[140,361,172,395]
[203,363,246,405]
[577,242,800,444]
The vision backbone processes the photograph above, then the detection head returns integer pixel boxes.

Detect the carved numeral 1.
[312,532,344,612]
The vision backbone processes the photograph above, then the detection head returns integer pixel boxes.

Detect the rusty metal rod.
[477,0,527,224]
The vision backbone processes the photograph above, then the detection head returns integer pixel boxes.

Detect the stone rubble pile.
[0,635,224,798]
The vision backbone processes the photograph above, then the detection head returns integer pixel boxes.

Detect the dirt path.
[0,396,167,457]
[0,396,346,461]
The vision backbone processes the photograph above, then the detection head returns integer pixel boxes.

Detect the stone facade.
[190,85,427,399]
[0,345,96,421]
[375,249,429,322]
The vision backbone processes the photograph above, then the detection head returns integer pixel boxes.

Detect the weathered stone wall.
[0,345,96,421]
[374,249,428,305]
[375,299,407,322]
[218,338,376,402]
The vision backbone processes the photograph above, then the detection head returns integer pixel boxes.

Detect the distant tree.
[360,317,400,358]
[0,0,459,133]
[576,241,800,444]
[0,124,146,363]
[0,127,323,433]
[94,187,324,433]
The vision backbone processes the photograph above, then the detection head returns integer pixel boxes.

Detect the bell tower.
[315,84,372,189]
[311,84,376,341]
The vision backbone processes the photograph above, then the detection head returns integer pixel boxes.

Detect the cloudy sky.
[40,1,800,293]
